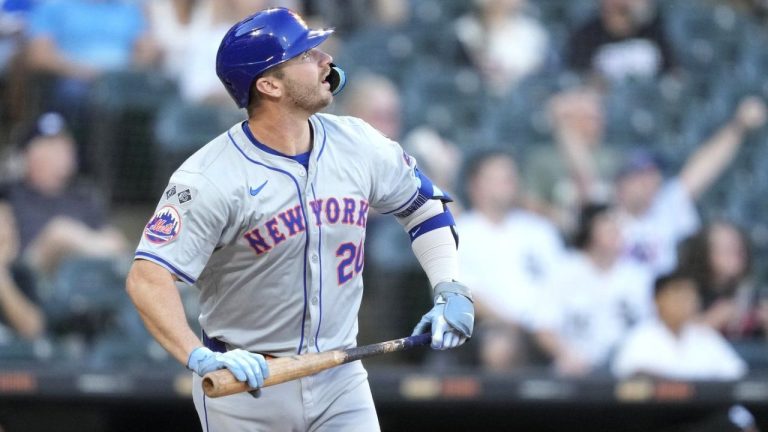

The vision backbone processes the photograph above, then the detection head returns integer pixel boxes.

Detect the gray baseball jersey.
[135,113,422,357]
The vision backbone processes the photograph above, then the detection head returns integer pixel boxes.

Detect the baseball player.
[125,8,474,432]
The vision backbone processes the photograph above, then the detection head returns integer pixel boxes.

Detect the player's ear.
[255,76,282,99]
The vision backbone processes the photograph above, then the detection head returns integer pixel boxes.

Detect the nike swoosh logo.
[410,227,421,237]
[249,180,268,197]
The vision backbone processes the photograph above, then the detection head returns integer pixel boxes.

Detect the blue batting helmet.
[216,8,334,109]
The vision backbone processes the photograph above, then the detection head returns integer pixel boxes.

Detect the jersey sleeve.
[134,171,228,284]
[361,121,450,216]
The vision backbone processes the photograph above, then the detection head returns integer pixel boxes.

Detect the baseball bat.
[202,333,431,398]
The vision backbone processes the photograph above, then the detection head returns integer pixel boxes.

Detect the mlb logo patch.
[165,186,177,199]
[177,189,192,204]
[144,206,182,244]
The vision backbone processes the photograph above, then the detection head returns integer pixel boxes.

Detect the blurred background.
[3,0,768,431]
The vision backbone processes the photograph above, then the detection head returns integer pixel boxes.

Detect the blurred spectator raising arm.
[679,96,767,200]
[524,86,621,233]
[616,96,767,275]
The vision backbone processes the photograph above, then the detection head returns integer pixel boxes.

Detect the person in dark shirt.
[0,194,45,341]
[566,0,676,81]
[5,112,127,276]
[677,221,768,341]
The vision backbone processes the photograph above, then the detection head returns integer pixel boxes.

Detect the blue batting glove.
[412,282,474,350]
[187,347,270,391]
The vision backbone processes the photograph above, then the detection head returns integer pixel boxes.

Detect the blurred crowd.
[0,0,768,401]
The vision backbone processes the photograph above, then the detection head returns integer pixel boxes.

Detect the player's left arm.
[394,182,473,350]
[358,119,473,350]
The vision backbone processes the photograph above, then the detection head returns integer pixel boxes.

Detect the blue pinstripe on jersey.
[311,183,324,352]
[314,115,328,160]
[228,130,312,355]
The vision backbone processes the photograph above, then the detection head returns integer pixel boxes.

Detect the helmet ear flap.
[327,63,346,95]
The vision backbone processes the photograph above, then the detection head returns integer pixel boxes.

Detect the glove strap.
[434,280,473,303]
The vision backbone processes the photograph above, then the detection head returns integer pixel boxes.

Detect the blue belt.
[202,330,227,353]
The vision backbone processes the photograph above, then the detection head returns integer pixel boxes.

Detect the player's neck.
[247,109,312,156]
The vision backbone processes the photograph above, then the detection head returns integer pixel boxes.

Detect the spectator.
[524,86,621,234]
[566,0,676,82]
[612,272,747,380]
[0,199,45,341]
[3,112,128,276]
[24,0,155,114]
[677,221,768,340]
[616,96,767,275]
[457,150,565,370]
[454,0,549,96]
[149,0,268,106]
[337,73,402,140]
[145,0,216,82]
[533,203,653,376]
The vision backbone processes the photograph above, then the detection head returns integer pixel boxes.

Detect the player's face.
[280,48,334,113]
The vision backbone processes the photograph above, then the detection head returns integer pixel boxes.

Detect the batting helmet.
[216,8,335,109]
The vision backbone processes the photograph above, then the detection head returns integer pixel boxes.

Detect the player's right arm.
[126,259,201,366]
[126,260,269,390]
[127,171,269,390]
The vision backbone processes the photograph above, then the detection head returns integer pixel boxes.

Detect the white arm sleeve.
[396,199,459,289]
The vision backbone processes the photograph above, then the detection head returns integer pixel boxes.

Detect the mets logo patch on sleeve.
[144,205,182,244]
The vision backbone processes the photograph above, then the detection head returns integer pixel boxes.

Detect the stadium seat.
[89,70,178,113]
[602,78,672,149]
[480,72,571,148]
[44,257,128,339]
[664,1,746,75]
[87,71,180,204]
[401,62,488,143]
[151,102,244,196]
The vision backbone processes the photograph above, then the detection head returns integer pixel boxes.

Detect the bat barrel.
[203,351,345,398]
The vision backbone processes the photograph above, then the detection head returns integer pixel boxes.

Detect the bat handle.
[407,332,432,347]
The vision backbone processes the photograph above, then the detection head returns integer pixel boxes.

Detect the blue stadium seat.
[44,257,128,338]
[152,102,244,196]
[335,26,421,82]
[401,62,488,143]
[89,70,178,112]
[603,78,671,150]
[88,71,180,203]
[664,1,746,74]
[480,72,571,148]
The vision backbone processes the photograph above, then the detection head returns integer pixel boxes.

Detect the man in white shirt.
[534,203,653,376]
[458,150,565,370]
[612,272,746,381]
